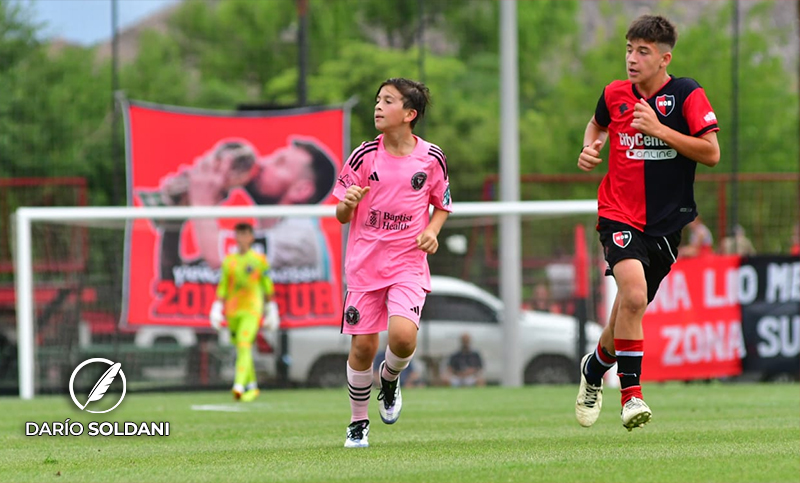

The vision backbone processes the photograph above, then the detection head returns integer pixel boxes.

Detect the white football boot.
[344,420,370,448]
[575,353,603,427]
[621,397,652,431]
[377,361,403,424]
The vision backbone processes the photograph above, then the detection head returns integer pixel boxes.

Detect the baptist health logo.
[25,358,170,437]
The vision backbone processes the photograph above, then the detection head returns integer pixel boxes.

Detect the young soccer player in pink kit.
[333,78,451,448]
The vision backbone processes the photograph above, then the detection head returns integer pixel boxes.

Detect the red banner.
[642,254,744,381]
[123,101,345,329]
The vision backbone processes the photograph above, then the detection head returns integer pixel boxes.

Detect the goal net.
[12,201,599,398]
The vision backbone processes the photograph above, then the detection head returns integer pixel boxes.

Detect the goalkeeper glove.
[209,300,224,331]
[263,301,280,332]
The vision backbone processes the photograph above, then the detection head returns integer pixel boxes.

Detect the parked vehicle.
[279,276,603,387]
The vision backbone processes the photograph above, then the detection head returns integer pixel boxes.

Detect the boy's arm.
[577,117,609,172]
[215,258,228,302]
[261,258,274,303]
[336,186,370,224]
[416,208,449,254]
[631,99,720,167]
[261,257,280,330]
[210,259,228,330]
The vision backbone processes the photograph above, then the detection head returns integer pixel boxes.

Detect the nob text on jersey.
[618,132,677,161]
[366,210,412,231]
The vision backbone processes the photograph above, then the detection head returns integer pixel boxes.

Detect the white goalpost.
[14,200,597,399]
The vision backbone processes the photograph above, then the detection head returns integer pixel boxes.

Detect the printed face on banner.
[125,105,345,329]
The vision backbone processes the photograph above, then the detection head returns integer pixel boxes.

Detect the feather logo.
[79,362,121,410]
[69,358,128,414]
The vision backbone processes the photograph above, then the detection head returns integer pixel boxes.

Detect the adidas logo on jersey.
[410,306,420,315]
[368,172,380,182]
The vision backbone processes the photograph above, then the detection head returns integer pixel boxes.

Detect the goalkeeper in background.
[209,222,280,402]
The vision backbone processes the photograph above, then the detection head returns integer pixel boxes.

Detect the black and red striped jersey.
[593,75,719,236]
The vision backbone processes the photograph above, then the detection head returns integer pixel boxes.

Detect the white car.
[275,276,603,387]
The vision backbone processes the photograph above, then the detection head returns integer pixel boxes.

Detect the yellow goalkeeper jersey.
[216,249,274,317]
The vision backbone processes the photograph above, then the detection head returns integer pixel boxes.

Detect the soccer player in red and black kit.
[575,14,720,431]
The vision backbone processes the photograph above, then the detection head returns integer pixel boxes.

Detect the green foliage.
[0,0,796,212]
[291,42,500,199]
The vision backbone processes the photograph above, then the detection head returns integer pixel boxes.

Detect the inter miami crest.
[411,172,427,191]
[345,306,360,325]
[612,231,632,248]
[655,94,675,117]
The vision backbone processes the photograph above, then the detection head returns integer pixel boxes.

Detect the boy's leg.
[348,333,380,419]
[611,259,648,400]
[341,289,387,447]
[344,334,379,448]
[377,283,425,424]
[582,297,619,386]
[233,315,259,400]
[246,364,257,391]
[575,296,618,427]
[383,316,417,376]
[617,229,680,430]
[577,220,649,428]
[227,315,244,398]
[611,258,652,430]
[384,282,425,371]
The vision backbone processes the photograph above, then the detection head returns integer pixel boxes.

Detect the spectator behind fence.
[721,225,756,256]
[529,283,562,314]
[444,333,485,387]
[681,216,713,257]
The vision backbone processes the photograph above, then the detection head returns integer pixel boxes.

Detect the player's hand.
[578,139,604,172]
[187,153,232,206]
[209,300,224,331]
[342,185,370,210]
[630,98,663,137]
[263,301,280,332]
[416,227,439,254]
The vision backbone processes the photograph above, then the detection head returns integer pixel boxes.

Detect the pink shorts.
[340,282,427,335]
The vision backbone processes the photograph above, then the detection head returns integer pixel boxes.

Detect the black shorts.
[598,217,682,304]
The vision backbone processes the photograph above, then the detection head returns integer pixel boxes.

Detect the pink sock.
[347,363,372,422]
[381,347,415,382]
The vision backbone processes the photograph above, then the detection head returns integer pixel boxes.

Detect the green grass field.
[1,383,798,482]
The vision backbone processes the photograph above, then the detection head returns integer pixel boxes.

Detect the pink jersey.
[333,134,452,292]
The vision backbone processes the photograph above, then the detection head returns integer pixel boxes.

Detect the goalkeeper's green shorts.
[227,313,260,344]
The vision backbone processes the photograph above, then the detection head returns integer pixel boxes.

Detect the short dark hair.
[234,222,253,233]
[375,78,431,129]
[626,15,677,51]
[294,140,336,204]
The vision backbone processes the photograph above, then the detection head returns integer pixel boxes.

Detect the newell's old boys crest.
[613,231,632,248]
[411,172,427,191]
[656,95,675,117]
[345,306,360,325]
